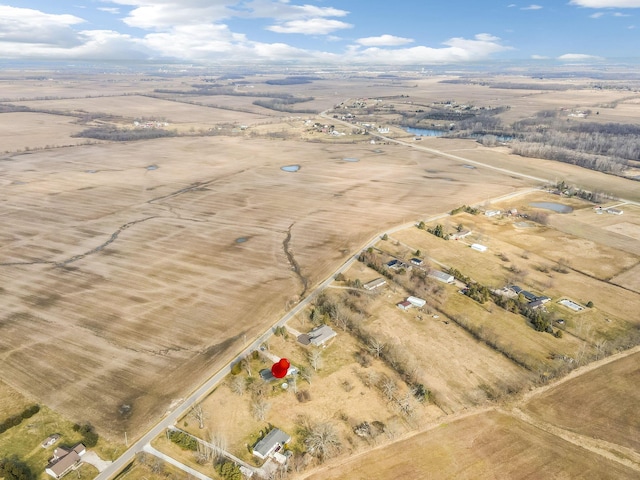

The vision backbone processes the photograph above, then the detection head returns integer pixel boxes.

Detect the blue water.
[405,127,513,142]
[529,202,573,213]
[281,165,300,172]
[343,157,359,162]
[405,127,447,137]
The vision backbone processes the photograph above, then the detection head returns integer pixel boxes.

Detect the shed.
[397,301,413,311]
[410,258,423,266]
[364,278,386,290]
[471,243,487,252]
[407,296,426,308]
[253,428,291,460]
[429,270,455,284]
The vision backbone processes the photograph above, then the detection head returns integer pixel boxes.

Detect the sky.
[1,1,639,64]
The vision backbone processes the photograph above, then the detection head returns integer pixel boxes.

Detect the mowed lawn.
[304,410,638,480]
[524,351,640,452]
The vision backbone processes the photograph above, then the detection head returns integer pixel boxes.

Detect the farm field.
[2,71,640,479]
[524,350,640,452]
[0,132,533,441]
[0,112,96,152]
[11,95,273,126]
[303,410,638,480]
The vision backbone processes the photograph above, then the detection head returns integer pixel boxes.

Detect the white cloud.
[0,5,85,46]
[0,4,512,64]
[613,11,632,15]
[521,4,543,10]
[97,7,121,14]
[348,33,511,64]
[569,1,640,7]
[238,0,349,19]
[531,54,549,59]
[267,18,352,34]
[629,23,637,27]
[508,4,517,7]
[590,11,606,17]
[557,53,604,61]
[356,34,414,47]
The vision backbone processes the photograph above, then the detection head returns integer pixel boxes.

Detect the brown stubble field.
[0,126,532,440]
[524,351,640,452]
[302,409,639,480]
[2,71,640,479]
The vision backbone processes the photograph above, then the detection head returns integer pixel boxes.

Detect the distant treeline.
[509,112,640,174]
[439,79,578,91]
[264,76,320,85]
[73,126,177,141]
[399,105,508,128]
[252,96,316,113]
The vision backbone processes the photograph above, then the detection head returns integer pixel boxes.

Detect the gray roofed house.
[253,428,291,460]
[307,324,337,347]
[428,270,455,284]
[45,443,85,479]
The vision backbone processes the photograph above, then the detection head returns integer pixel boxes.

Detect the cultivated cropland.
[0,66,639,480]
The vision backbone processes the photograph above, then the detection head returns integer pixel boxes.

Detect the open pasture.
[303,410,638,480]
[0,134,530,439]
[347,271,532,411]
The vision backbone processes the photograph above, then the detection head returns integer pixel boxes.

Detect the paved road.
[142,444,213,480]
[98,107,618,479]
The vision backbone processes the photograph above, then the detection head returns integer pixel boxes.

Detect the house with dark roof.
[45,444,85,479]
[386,259,400,269]
[410,257,423,266]
[253,428,291,460]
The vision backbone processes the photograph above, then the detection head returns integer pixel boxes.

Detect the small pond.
[529,202,573,213]
[281,165,300,172]
[146,165,159,171]
[235,237,248,244]
[405,127,447,137]
[343,157,359,162]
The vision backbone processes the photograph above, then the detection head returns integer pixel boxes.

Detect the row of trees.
[0,405,39,434]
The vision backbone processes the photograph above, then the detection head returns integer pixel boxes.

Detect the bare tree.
[150,457,165,475]
[333,305,351,331]
[190,404,206,429]
[380,377,397,401]
[208,431,228,464]
[230,375,246,396]
[301,420,342,462]
[396,392,417,418]
[251,398,270,421]
[308,349,323,372]
[299,366,313,384]
[368,338,385,358]
[241,356,252,377]
[195,440,214,465]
